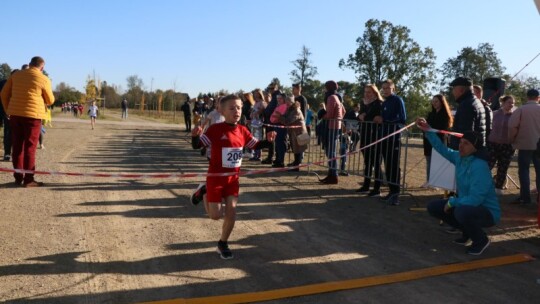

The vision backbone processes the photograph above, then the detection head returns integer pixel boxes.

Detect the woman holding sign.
[416,118,500,256]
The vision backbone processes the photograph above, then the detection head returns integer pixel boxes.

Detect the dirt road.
[0,115,539,303]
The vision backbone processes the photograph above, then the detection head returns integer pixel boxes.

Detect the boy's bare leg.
[206,198,224,220]
[220,196,237,242]
[205,196,237,242]
[203,194,210,215]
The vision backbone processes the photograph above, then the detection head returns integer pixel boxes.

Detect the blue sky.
[2,0,539,97]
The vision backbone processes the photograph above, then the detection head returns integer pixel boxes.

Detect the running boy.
[191,94,271,259]
[88,100,98,130]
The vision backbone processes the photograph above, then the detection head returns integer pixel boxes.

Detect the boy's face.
[222,98,242,124]
[381,83,393,98]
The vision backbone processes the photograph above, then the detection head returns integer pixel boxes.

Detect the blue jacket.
[426,132,500,223]
[380,94,406,137]
[382,94,406,124]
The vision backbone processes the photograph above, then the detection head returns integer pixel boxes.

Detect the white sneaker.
[495,188,503,196]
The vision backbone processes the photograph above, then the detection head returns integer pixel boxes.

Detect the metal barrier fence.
[274,119,412,194]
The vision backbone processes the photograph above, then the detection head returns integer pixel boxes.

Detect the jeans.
[380,135,401,194]
[427,199,494,244]
[517,149,540,203]
[325,128,341,176]
[340,141,348,171]
[122,109,128,119]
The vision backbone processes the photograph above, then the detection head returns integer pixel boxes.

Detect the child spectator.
[250,89,266,161]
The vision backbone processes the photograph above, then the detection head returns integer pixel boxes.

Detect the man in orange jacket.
[0,56,54,187]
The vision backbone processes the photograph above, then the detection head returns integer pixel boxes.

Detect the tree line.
[1,19,538,122]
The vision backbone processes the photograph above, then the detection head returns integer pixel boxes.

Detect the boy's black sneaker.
[217,240,233,259]
[467,237,490,255]
[261,158,273,164]
[191,183,206,205]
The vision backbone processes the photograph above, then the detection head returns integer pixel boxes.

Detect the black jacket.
[359,100,382,145]
[450,90,486,149]
[181,102,191,116]
[423,109,450,156]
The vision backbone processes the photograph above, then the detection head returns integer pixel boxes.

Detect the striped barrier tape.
[427,128,463,138]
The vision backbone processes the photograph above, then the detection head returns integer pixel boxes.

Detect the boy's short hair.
[220,94,240,105]
[382,79,395,87]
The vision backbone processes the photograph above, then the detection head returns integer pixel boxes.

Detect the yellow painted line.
[140,254,534,304]
[408,207,427,212]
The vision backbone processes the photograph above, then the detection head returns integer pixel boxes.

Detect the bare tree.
[290,45,318,87]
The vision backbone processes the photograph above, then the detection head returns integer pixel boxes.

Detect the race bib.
[222,147,243,168]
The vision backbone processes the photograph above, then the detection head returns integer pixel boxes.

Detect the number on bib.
[222,147,243,168]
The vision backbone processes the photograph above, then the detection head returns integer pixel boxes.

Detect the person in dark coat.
[449,77,486,150]
[356,84,383,196]
[180,100,192,132]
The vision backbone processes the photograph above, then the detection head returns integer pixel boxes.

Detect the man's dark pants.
[10,116,41,184]
[3,116,11,156]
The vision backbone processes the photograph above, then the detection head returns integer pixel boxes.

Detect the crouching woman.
[416,118,500,256]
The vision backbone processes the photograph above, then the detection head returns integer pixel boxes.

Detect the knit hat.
[450,77,473,87]
[325,80,339,92]
[462,131,482,150]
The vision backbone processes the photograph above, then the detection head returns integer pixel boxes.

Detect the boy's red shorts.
[206,175,239,203]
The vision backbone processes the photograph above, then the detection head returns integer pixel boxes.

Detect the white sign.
[428,148,456,191]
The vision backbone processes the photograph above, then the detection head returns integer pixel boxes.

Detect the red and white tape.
[427,128,463,138]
